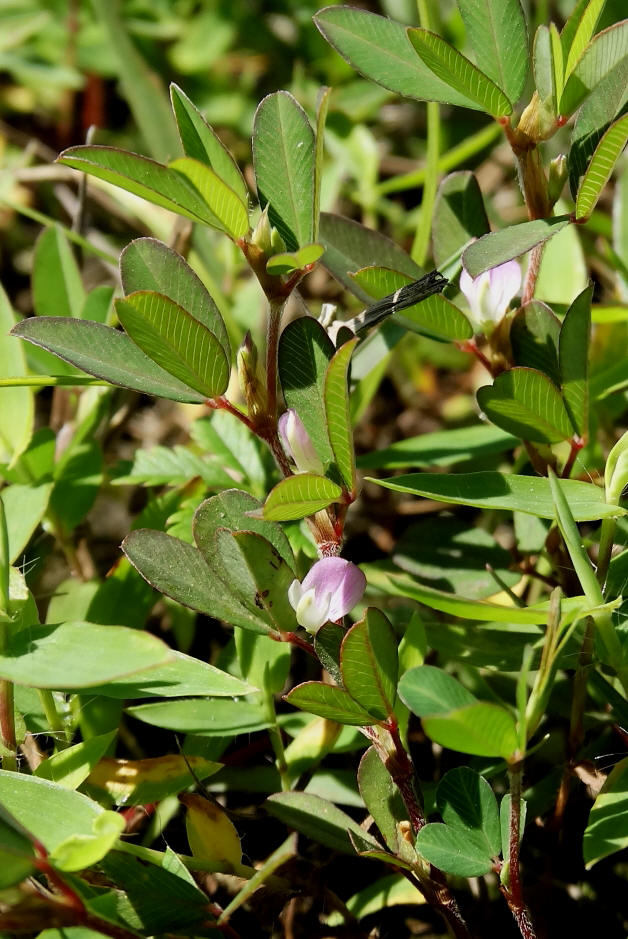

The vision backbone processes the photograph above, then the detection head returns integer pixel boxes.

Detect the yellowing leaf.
[87,754,221,806]
[181,793,242,866]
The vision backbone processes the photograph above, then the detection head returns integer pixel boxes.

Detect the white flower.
[288,557,366,633]
[278,409,324,475]
[459,259,522,335]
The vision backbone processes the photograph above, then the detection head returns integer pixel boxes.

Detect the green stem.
[263,687,290,791]
[38,689,70,749]
[0,502,16,769]
[411,0,440,267]
[265,299,284,423]
[0,376,107,388]
[376,122,501,196]
[596,516,616,588]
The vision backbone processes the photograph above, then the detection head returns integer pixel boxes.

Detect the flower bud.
[548,154,568,206]
[237,332,266,418]
[278,409,325,475]
[459,260,522,336]
[288,557,366,633]
[605,431,628,506]
[251,204,286,257]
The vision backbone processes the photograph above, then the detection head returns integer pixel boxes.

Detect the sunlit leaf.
[262,474,342,521]
[477,367,574,443]
[407,28,512,116]
[575,113,628,220]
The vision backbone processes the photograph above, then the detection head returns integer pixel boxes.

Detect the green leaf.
[81,285,114,324]
[34,733,116,790]
[365,471,623,520]
[57,145,220,225]
[0,771,104,855]
[423,702,518,759]
[0,481,52,563]
[559,285,592,434]
[575,113,628,220]
[559,21,628,118]
[51,440,103,533]
[324,337,358,490]
[32,225,86,318]
[534,25,557,109]
[415,823,494,876]
[120,237,230,358]
[393,517,519,598]
[169,156,249,239]
[267,791,382,855]
[357,424,516,470]
[340,609,398,721]
[358,748,408,855]
[350,267,472,341]
[432,171,490,269]
[51,811,123,872]
[463,216,571,277]
[170,83,248,203]
[262,473,342,521]
[266,243,324,275]
[279,316,335,465]
[284,682,376,726]
[0,286,33,465]
[79,650,254,699]
[0,801,36,888]
[113,444,235,489]
[550,22,565,102]
[115,291,229,398]
[406,28,512,116]
[122,529,273,635]
[313,6,486,109]
[583,756,628,867]
[562,0,607,79]
[364,565,559,623]
[253,91,315,251]
[89,0,179,162]
[314,86,332,241]
[510,301,561,383]
[0,621,170,688]
[215,530,298,632]
[11,317,207,403]
[127,698,270,735]
[326,874,426,924]
[319,211,422,301]
[569,57,628,197]
[534,211,588,306]
[437,767,501,854]
[399,665,476,716]
[477,367,574,443]
[194,489,294,569]
[457,0,528,103]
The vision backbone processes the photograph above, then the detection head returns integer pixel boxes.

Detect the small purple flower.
[288,557,366,633]
[459,259,522,334]
[278,409,324,475]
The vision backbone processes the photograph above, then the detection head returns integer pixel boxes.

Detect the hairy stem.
[504,762,537,939]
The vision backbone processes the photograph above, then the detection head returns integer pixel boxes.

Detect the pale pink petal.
[301,557,366,622]
[278,409,324,475]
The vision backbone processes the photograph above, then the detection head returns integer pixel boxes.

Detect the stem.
[386,722,426,833]
[376,122,501,196]
[504,761,537,939]
[266,299,284,422]
[521,243,545,305]
[206,395,256,432]
[0,681,16,771]
[38,689,70,748]
[596,516,616,587]
[263,686,291,791]
[561,435,584,479]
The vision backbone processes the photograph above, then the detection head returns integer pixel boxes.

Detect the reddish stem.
[206,395,256,432]
[457,338,494,374]
[562,435,584,479]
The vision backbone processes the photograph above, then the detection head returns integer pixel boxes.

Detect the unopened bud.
[278,409,325,475]
[237,332,266,418]
[548,154,568,205]
[517,91,556,142]
[605,431,628,505]
[251,204,286,258]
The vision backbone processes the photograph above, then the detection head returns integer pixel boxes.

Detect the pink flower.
[288,557,366,633]
[459,259,522,334]
[278,409,324,475]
